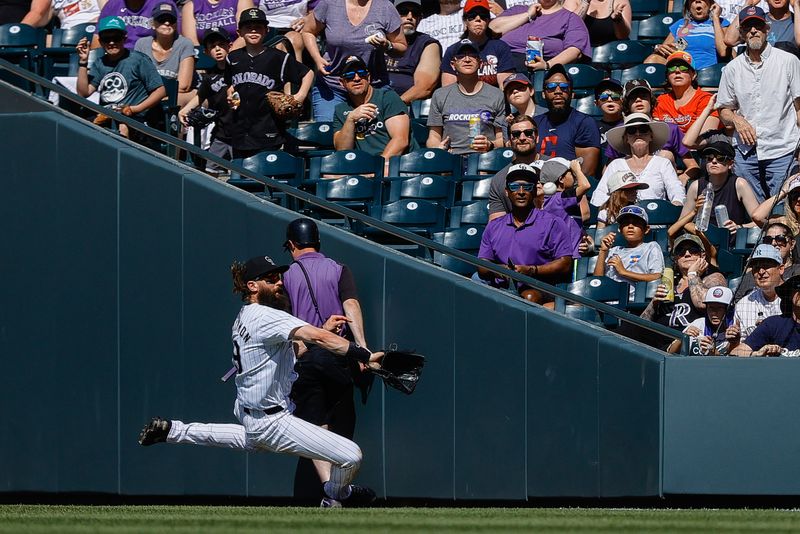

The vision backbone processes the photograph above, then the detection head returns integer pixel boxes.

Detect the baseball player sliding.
[138,255,382,508]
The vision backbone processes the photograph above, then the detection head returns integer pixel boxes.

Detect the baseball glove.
[369,348,425,395]
[266,91,303,121]
[185,106,218,128]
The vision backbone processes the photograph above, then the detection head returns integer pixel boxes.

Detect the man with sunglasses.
[734,222,800,301]
[386,0,442,105]
[717,6,800,202]
[427,39,505,154]
[534,64,600,179]
[478,163,574,305]
[77,16,166,138]
[333,56,415,157]
[593,78,623,153]
[139,255,382,508]
[676,140,763,236]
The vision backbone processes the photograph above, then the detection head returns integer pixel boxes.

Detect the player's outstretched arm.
[291,325,382,363]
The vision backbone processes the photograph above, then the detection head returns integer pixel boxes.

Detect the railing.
[0,58,688,353]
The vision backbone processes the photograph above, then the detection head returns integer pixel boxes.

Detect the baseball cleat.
[138,417,171,446]
[342,484,376,507]
[320,497,342,509]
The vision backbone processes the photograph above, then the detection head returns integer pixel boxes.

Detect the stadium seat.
[617,63,666,87]
[228,151,304,207]
[458,175,493,203]
[465,148,514,175]
[411,98,431,119]
[387,148,461,177]
[695,63,726,89]
[365,199,447,250]
[0,23,46,92]
[39,22,95,80]
[305,174,383,226]
[628,279,661,313]
[193,46,217,70]
[563,63,606,98]
[386,174,456,207]
[592,40,653,71]
[411,120,428,146]
[448,200,490,228]
[431,226,484,276]
[286,122,335,156]
[703,224,732,252]
[572,95,602,118]
[308,149,385,182]
[636,13,681,43]
[727,275,743,292]
[732,226,762,256]
[717,249,744,278]
[573,255,599,281]
[629,0,669,19]
[636,199,681,225]
[555,276,630,327]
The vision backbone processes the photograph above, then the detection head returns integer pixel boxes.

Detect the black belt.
[243,405,283,416]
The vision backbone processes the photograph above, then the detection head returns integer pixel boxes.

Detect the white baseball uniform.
[165,302,363,499]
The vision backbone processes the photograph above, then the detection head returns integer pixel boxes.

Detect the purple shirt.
[543,191,581,258]
[604,121,689,160]
[193,0,238,43]
[478,208,575,270]
[497,6,591,59]
[99,0,179,49]
[283,252,345,328]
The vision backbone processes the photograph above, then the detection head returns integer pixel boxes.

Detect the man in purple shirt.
[478,162,574,305]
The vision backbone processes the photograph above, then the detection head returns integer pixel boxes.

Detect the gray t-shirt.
[134,35,195,80]
[427,82,505,155]
[487,155,550,214]
[605,241,664,297]
[314,0,401,89]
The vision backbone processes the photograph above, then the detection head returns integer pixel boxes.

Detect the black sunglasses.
[597,92,621,102]
[705,153,732,163]
[397,6,421,16]
[625,125,651,135]
[510,128,536,139]
[763,235,791,246]
[675,245,702,256]
[465,10,489,20]
[99,32,125,43]
[341,69,369,80]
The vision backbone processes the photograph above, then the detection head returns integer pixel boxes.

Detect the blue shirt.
[534,108,601,161]
[745,315,800,355]
[442,38,515,88]
[669,17,730,71]
[88,49,164,113]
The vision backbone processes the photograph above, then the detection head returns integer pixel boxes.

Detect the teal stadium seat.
[732,226,762,256]
[636,13,681,43]
[592,40,653,71]
[431,226,484,276]
[448,199,490,228]
[466,148,514,175]
[0,23,46,92]
[695,63,726,89]
[555,276,631,327]
[387,148,461,177]
[411,120,428,146]
[629,0,669,19]
[629,279,662,312]
[636,198,682,226]
[228,151,304,206]
[458,175,493,203]
[365,199,447,252]
[562,63,605,99]
[308,149,385,181]
[193,46,217,70]
[617,63,666,87]
[306,174,383,226]
[39,22,96,80]
[386,174,456,207]
[286,121,335,156]
[573,255,599,281]
[572,95,602,118]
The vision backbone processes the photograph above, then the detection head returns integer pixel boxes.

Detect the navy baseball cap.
[202,27,231,46]
[243,255,289,281]
[503,73,532,92]
[455,39,480,54]
[701,140,735,160]
[339,55,368,76]
[239,7,268,26]
[617,205,649,225]
[739,5,766,25]
[151,2,178,20]
[544,63,572,83]
[594,78,623,98]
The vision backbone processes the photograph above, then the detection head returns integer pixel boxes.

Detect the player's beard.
[257,285,291,312]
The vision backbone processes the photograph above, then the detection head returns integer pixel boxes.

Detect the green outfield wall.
[1,106,799,500]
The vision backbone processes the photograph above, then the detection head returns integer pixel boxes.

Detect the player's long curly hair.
[231,261,251,302]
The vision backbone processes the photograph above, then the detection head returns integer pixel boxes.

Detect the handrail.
[0,58,688,353]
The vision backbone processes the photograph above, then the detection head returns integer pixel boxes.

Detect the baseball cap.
[594,78,623,99]
[503,73,532,92]
[243,255,289,281]
[701,140,735,160]
[202,27,231,47]
[544,62,572,84]
[340,55,368,75]
[623,79,652,100]
[607,170,649,194]
[151,2,178,20]
[704,286,733,305]
[617,205,649,225]
[97,16,126,34]
[239,7,268,27]
[539,157,571,186]
[739,5,767,25]
[505,163,539,183]
[394,0,421,6]
[752,244,783,265]
[787,176,800,195]
[455,39,480,54]
[666,50,695,69]
[673,233,705,254]
[464,0,490,12]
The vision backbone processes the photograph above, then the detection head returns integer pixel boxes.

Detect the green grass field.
[2,506,800,533]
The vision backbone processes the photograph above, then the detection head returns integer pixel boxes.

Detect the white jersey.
[53,0,101,29]
[417,9,464,53]
[258,0,308,29]
[231,303,308,411]
[734,288,782,338]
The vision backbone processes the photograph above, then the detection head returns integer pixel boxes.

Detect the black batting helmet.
[284,218,320,250]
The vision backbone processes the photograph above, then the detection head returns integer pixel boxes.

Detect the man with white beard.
[717,6,800,202]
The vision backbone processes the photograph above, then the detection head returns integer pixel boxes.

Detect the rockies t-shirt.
[88,49,164,114]
[441,38,515,88]
[99,0,179,49]
[332,86,418,156]
[196,65,234,143]
[224,46,310,151]
[192,0,239,42]
[427,81,505,155]
[534,108,601,161]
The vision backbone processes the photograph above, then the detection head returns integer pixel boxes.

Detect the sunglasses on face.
[99,32,125,43]
[676,246,702,256]
[510,128,536,139]
[397,7,421,16]
[625,125,651,135]
[666,64,691,73]
[454,52,480,61]
[763,235,790,246]
[751,260,779,272]
[507,182,536,192]
[341,69,369,80]
[706,154,732,164]
[155,16,176,24]
[256,272,282,284]
[597,92,621,101]
[544,82,570,92]
[790,194,800,204]
[465,10,489,20]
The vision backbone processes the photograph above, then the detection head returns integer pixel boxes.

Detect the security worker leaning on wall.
[281,218,372,501]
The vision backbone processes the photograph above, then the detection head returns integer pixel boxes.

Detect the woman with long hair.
[596,170,649,228]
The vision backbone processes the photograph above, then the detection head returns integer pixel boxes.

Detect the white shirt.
[605,240,664,298]
[590,156,686,207]
[53,0,100,29]
[418,9,465,52]
[231,303,308,412]
[258,0,308,29]
[717,44,800,160]
[734,288,782,338]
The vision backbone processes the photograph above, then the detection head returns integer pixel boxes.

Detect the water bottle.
[694,183,714,232]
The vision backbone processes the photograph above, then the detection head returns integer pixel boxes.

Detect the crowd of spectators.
[7,0,800,356]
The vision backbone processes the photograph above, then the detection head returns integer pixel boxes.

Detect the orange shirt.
[653,89,718,134]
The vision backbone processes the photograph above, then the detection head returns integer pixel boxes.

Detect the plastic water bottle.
[694,183,714,232]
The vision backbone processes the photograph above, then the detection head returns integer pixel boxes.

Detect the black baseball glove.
[369,348,425,395]
[185,107,218,128]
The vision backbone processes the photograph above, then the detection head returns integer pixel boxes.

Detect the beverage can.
[661,267,674,302]
[230,91,241,110]
[714,204,729,227]
[468,116,481,146]
[526,36,543,65]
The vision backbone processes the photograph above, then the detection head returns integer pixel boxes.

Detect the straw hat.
[606,113,670,156]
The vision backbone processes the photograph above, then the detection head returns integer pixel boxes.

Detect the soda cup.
[661,267,674,302]
[526,36,543,66]
[468,116,481,148]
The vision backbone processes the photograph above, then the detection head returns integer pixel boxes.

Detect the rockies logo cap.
[607,170,649,194]
[243,255,289,281]
[505,163,539,183]
[703,286,733,305]
[239,8,268,27]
